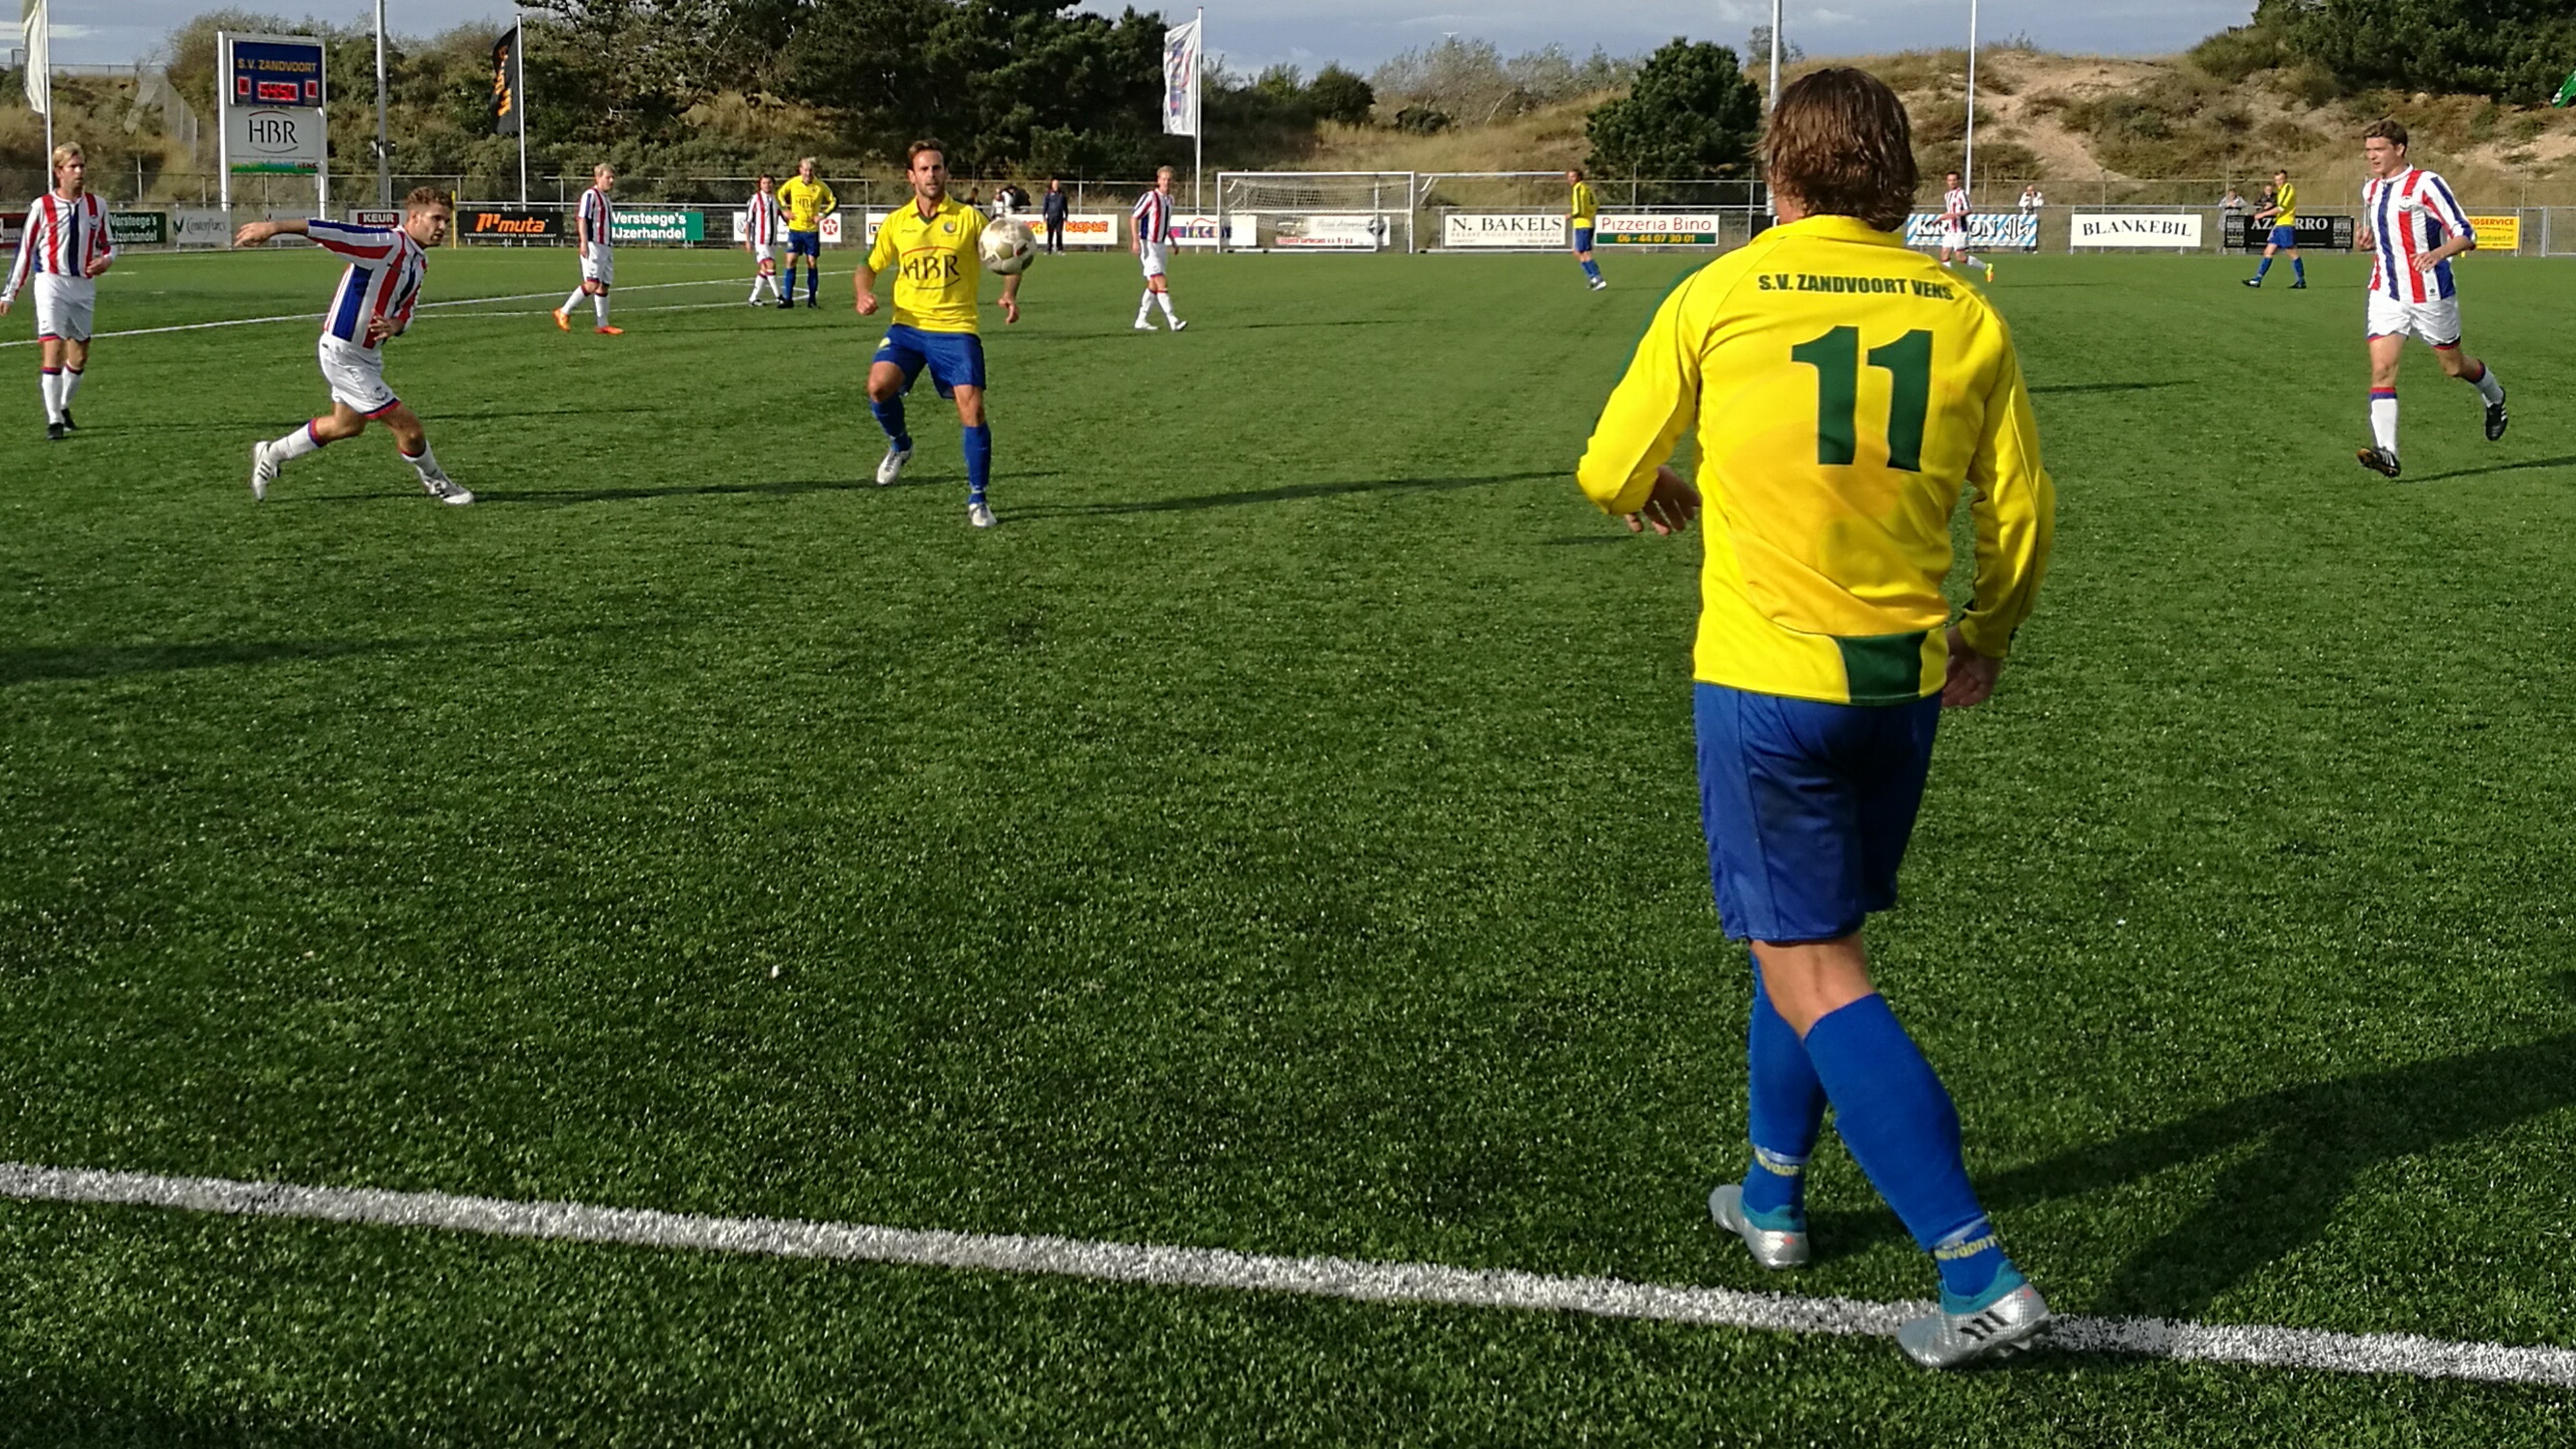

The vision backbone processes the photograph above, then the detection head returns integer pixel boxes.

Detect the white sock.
[561,287,586,315]
[2470,362,2504,405]
[2370,393,2398,456]
[593,293,610,326]
[271,423,323,462]
[61,368,81,405]
[401,444,443,481]
[1156,291,1178,321]
[1137,290,1155,322]
[39,369,61,422]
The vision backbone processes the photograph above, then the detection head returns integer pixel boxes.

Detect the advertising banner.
[2218,213,2354,252]
[225,106,325,175]
[2465,213,2521,253]
[462,207,563,240]
[1171,213,1221,247]
[2071,212,2205,249]
[1054,213,1120,246]
[1273,213,1386,249]
[1162,17,1202,137]
[107,211,169,246]
[346,208,402,228]
[175,208,231,246]
[1442,213,1568,249]
[0,213,19,247]
[827,213,853,246]
[611,208,704,243]
[490,25,524,136]
[1903,212,2038,251]
[1594,213,1727,245]
[230,38,324,106]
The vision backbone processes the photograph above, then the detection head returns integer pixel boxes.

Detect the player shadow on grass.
[1,639,399,687]
[1807,1026,2576,1321]
[1011,469,1562,520]
[2395,454,2576,486]
[443,472,1062,506]
[2025,381,2185,396]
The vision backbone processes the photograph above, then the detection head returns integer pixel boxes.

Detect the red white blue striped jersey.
[5,190,115,300]
[1942,187,1969,226]
[745,190,780,247]
[580,186,614,248]
[1132,189,1172,245]
[2364,166,2471,303]
[309,219,428,352]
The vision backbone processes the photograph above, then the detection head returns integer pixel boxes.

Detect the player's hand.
[2414,250,2443,273]
[1000,292,1020,326]
[85,256,113,278]
[855,291,878,316]
[0,298,11,316]
[364,315,400,345]
[233,221,278,247]
[1940,624,2003,708]
[1623,465,1700,536]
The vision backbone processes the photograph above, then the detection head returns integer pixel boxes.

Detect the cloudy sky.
[55,0,2257,73]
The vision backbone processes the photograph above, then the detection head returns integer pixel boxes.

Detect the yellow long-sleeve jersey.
[778,176,836,232]
[1576,213,2053,705]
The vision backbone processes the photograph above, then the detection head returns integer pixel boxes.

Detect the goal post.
[1215,171,1417,253]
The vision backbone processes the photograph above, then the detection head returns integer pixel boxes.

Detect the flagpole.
[1964,0,1978,197]
[1193,7,1203,214]
[374,0,389,205]
[515,13,528,206]
[1768,0,1781,110]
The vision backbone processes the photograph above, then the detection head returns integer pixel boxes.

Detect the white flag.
[1162,16,1200,138]
[21,0,47,117]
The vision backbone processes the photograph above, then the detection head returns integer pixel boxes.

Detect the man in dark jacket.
[1041,179,1070,253]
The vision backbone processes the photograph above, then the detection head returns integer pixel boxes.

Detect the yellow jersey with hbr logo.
[1576,213,2053,705]
[868,196,984,334]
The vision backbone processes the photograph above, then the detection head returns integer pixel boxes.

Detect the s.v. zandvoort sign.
[2071,213,2204,248]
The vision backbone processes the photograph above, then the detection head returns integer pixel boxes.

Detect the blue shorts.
[2268,225,2298,249]
[1694,682,1940,944]
[788,229,821,258]
[873,324,986,401]
[1573,227,1596,252]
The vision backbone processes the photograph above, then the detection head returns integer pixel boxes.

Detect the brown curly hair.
[1763,68,1919,233]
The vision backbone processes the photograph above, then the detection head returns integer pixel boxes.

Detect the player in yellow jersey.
[1567,168,1603,290]
[1577,67,2055,1370]
[2245,167,2306,288]
[857,139,1023,528]
[777,156,836,308]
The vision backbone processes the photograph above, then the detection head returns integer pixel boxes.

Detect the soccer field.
[4,242,2575,1443]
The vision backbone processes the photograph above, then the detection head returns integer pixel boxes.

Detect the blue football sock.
[1802,994,2007,1299]
[870,397,908,447]
[961,423,992,501]
[1741,961,1825,1220]
[807,267,820,300]
[1580,259,1601,282]
[2292,257,2306,283]
[2253,256,2272,280]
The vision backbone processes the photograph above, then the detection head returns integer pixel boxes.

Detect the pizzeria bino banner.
[1903,213,2040,251]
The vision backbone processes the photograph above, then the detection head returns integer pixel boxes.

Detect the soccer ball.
[978,217,1037,275]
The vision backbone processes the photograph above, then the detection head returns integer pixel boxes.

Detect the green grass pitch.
[3,240,2574,1443]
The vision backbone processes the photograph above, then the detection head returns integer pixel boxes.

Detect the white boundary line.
[3,1161,2570,1385]
[0,276,816,348]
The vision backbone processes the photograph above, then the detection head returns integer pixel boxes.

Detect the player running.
[1577,67,2055,1370]
[1569,168,1603,290]
[238,188,471,506]
[1130,166,1187,331]
[778,157,836,309]
[1938,171,1989,278]
[857,140,1023,529]
[2353,119,2505,478]
[2243,167,2307,289]
[553,163,622,334]
[2,142,115,440]
[745,172,784,305]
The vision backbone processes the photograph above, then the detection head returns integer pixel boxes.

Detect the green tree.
[2227,0,2576,101]
[1584,38,1761,181]
[1307,64,1375,125]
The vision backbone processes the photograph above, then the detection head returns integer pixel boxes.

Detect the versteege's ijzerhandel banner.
[1442,213,1569,249]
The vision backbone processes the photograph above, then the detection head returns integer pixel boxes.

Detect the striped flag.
[1161,15,1200,137]
[20,0,47,116]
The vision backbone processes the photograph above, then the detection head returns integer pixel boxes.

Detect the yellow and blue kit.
[865,195,1001,500]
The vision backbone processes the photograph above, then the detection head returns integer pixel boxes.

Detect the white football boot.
[876,442,913,486]
[1896,1269,2052,1370]
[422,474,475,506]
[1709,1182,1810,1270]
[249,441,276,501]
[968,499,996,528]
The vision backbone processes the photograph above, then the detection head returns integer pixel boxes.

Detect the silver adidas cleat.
[250,440,276,500]
[1895,1276,2052,1369]
[423,475,475,506]
[1708,1182,1809,1270]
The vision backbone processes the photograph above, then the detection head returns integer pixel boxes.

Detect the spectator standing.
[1042,179,1070,253]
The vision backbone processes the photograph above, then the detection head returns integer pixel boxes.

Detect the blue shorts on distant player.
[2268,224,2298,248]
[1573,227,1596,252]
[788,229,821,258]
[1694,681,1940,944]
[874,325,987,401]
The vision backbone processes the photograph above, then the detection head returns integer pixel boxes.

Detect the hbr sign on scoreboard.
[218,33,328,178]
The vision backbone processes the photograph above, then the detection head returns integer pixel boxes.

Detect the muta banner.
[462,207,563,240]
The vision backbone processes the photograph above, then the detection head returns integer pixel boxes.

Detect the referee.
[1576,66,2056,1370]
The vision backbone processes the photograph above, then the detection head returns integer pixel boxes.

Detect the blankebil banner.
[1903,212,2038,251]
[2072,212,2205,248]
[107,211,169,245]
[463,207,562,240]
[1593,213,1726,245]
[1442,213,1568,248]
[611,208,703,243]
[1273,213,1387,249]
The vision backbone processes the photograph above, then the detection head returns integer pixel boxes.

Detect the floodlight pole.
[374,0,389,206]
[1964,0,1978,196]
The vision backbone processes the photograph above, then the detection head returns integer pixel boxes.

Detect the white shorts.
[750,243,777,268]
[580,245,614,286]
[1940,228,1969,252]
[318,335,400,416]
[1139,242,1169,279]
[2366,291,2462,348]
[33,274,95,342]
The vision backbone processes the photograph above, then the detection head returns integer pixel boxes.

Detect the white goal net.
[1217,171,1417,253]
